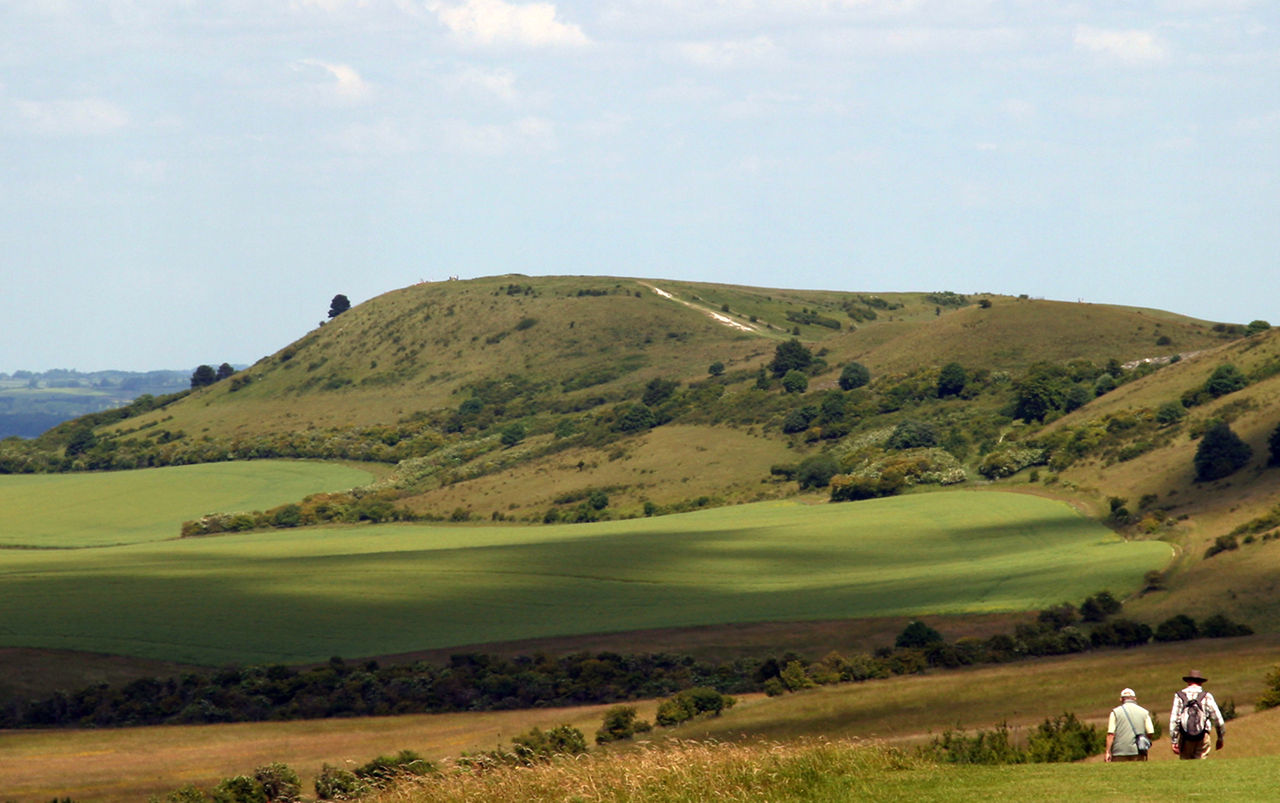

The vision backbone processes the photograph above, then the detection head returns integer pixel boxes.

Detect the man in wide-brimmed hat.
[1170,669,1226,759]
[1106,687,1155,762]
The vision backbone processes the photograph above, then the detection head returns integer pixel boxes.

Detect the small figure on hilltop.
[1105,687,1154,762]
[1170,669,1226,759]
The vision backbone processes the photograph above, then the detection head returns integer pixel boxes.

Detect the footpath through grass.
[0,461,373,547]
[0,491,1169,664]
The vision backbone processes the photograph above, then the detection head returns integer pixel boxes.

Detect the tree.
[190,364,217,388]
[1156,400,1187,426]
[886,420,938,450]
[937,362,966,398]
[707,361,725,377]
[616,403,656,432]
[782,407,817,434]
[838,362,870,390]
[781,370,809,393]
[1194,420,1252,481]
[1013,369,1066,422]
[328,294,351,318]
[1154,614,1199,642]
[642,378,679,406]
[1246,319,1271,335]
[769,339,813,378]
[796,453,839,489]
[896,620,944,649]
[216,362,236,381]
[500,422,526,447]
[1269,421,1280,466]
[1205,363,1247,398]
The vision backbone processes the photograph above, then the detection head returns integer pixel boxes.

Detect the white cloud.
[427,0,588,47]
[11,97,129,136]
[295,59,373,103]
[1074,26,1169,65]
[680,35,778,68]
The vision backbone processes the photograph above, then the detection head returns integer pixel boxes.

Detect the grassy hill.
[3,273,1278,659]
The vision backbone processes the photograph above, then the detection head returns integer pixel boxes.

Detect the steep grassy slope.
[1038,327,1280,630]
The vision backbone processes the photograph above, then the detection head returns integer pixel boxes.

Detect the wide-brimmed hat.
[1182,669,1208,683]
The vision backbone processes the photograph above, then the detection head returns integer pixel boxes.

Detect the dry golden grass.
[404,424,797,519]
[371,737,917,803]
[0,701,660,802]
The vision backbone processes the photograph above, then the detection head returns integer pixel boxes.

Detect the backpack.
[1177,690,1207,739]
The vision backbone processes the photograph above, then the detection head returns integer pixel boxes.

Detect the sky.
[2,0,1278,373]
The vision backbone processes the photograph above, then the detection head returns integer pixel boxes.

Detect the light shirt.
[1107,701,1154,756]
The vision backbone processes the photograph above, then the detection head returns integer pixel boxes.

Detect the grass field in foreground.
[4,637,1279,802]
[0,491,1169,664]
[0,461,374,547]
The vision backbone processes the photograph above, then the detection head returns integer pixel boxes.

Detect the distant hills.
[0,369,190,439]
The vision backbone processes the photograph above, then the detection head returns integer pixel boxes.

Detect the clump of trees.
[190,363,236,388]
[1194,420,1252,481]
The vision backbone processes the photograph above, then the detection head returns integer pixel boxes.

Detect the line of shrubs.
[4,601,1251,732]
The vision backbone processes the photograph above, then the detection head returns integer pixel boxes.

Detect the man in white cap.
[1170,669,1226,759]
[1106,687,1155,762]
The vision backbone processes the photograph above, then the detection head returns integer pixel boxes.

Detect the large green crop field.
[0,460,374,547]
[0,487,1170,665]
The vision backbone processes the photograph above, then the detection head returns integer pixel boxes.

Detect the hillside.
[3,274,1277,634]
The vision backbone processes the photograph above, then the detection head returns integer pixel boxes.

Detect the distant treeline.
[1,603,1252,729]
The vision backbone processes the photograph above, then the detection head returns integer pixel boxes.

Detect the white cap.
[1121,688,1136,698]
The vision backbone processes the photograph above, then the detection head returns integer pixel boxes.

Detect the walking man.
[1170,669,1226,759]
[1105,687,1155,762]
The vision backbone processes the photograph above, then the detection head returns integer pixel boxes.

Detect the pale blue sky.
[2,1,1277,373]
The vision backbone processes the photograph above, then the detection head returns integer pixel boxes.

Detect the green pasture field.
[0,461,374,547]
[0,490,1170,665]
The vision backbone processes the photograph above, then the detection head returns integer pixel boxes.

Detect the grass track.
[0,491,1169,665]
[0,461,374,547]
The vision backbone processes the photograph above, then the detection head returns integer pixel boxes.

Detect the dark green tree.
[328,294,351,318]
[190,364,217,388]
[64,424,97,457]
[782,407,817,434]
[1013,367,1067,422]
[1154,614,1199,642]
[1269,421,1280,466]
[707,361,725,377]
[936,362,967,397]
[500,422,526,446]
[1194,421,1252,481]
[616,403,656,432]
[1205,363,1247,398]
[641,378,679,406]
[216,362,236,381]
[769,339,813,378]
[896,620,944,648]
[796,453,839,489]
[886,420,938,450]
[838,362,870,390]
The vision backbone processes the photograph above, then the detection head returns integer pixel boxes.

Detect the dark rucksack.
[1177,690,1207,739]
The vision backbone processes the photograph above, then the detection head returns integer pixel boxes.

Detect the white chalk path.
[640,283,769,335]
